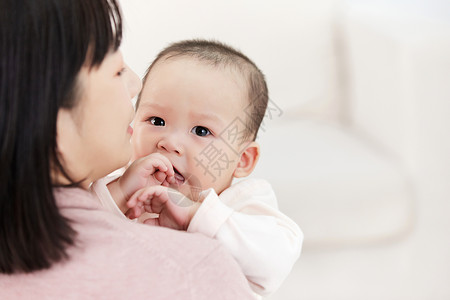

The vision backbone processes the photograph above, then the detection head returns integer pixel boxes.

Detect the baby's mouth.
[169,168,203,202]
[173,166,185,185]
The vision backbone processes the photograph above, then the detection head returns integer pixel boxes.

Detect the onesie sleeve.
[187,188,234,238]
[187,178,303,297]
[90,170,128,220]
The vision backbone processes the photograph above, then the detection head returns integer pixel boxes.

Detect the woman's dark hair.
[0,0,122,273]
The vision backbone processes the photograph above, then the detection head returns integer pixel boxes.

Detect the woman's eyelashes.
[116,67,126,76]
[191,126,211,137]
[148,116,165,126]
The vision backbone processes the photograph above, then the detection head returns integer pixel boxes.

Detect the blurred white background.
[120,0,450,299]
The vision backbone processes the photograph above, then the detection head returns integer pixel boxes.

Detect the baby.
[92,40,302,297]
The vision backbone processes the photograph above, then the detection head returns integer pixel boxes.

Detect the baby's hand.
[108,153,175,212]
[120,153,175,194]
[126,186,201,230]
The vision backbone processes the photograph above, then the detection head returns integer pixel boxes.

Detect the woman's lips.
[127,125,133,135]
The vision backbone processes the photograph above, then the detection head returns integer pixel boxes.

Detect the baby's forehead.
[152,56,216,75]
[135,99,153,110]
[144,55,249,94]
[153,54,247,80]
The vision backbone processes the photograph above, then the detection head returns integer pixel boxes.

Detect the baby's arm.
[126,186,200,230]
[187,178,303,297]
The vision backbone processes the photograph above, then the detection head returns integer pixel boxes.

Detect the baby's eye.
[191,126,211,137]
[148,116,165,126]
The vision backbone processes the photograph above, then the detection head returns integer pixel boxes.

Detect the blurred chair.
[249,1,450,299]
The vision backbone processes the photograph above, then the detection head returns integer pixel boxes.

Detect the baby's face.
[132,57,249,199]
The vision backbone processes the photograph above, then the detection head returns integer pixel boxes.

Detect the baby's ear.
[233,141,260,178]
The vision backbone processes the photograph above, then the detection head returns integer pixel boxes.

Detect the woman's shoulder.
[1,206,254,299]
[74,210,254,298]
[55,187,226,267]
[54,187,226,264]
[1,187,254,299]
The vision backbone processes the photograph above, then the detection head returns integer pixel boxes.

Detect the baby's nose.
[157,137,183,156]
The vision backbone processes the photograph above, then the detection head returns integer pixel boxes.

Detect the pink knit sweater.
[0,187,255,299]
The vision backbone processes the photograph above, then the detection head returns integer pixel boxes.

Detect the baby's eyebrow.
[190,112,224,126]
[137,101,171,113]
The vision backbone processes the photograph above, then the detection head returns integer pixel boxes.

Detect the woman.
[0,0,254,298]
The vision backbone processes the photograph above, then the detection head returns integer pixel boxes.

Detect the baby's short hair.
[137,39,268,141]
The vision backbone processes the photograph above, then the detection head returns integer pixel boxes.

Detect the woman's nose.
[124,64,142,99]
[157,136,183,156]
